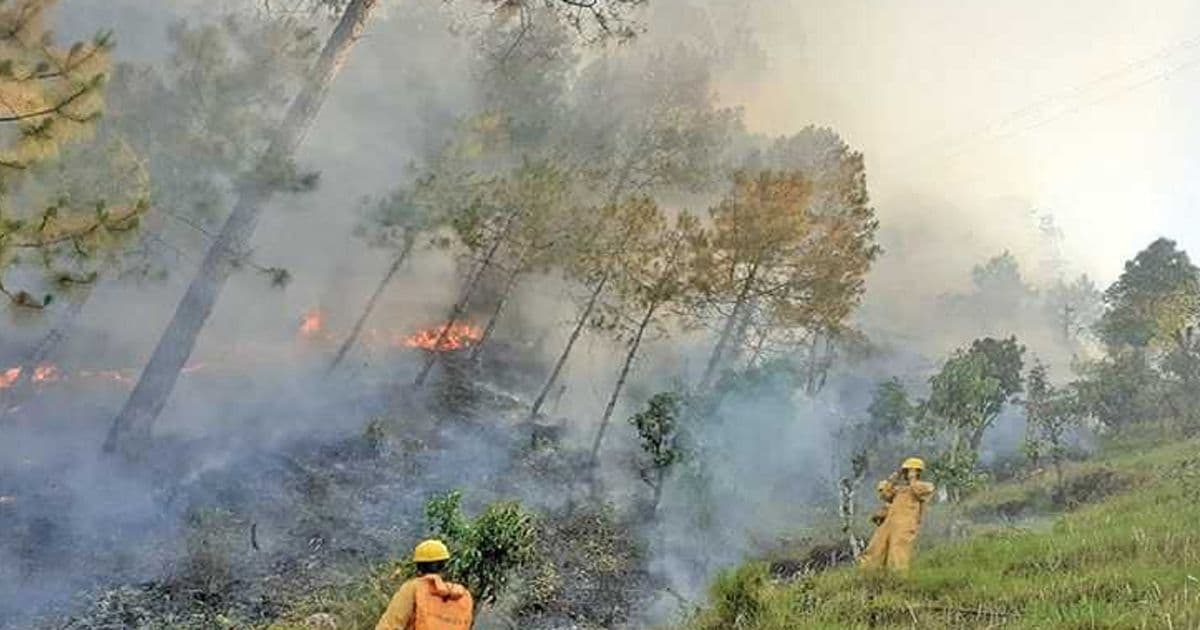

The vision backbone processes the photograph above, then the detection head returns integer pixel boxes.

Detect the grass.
[259,562,406,630]
[682,437,1200,630]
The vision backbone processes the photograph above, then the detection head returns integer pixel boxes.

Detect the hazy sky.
[56,0,1200,290]
[734,0,1200,285]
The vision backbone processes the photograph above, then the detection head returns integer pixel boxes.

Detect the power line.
[891,31,1200,169]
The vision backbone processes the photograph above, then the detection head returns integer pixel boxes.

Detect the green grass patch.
[677,438,1200,629]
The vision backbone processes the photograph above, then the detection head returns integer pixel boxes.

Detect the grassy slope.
[685,438,1200,630]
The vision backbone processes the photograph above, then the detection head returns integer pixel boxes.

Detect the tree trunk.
[838,476,863,556]
[526,156,641,421]
[1052,454,1064,503]
[815,333,834,393]
[729,299,756,365]
[414,208,521,386]
[651,466,665,516]
[527,271,609,421]
[968,420,990,454]
[745,325,770,369]
[103,0,379,456]
[802,332,827,395]
[589,300,658,468]
[469,248,528,362]
[328,236,414,373]
[700,264,759,389]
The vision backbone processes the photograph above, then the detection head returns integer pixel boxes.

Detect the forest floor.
[21,355,655,630]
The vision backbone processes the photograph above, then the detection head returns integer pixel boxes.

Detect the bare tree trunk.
[589,300,658,468]
[328,237,414,373]
[527,271,609,421]
[700,264,759,389]
[414,208,521,386]
[526,158,640,421]
[651,466,665,516]
[815,333,834,393]
[968,420,990,454]
[838,477,863,556]
[103,0,379,457]
[469,247,529,362]
[1052,453,1064,502]
[804,332,822,395]
[841,449,869,555]
[729,299,756,365]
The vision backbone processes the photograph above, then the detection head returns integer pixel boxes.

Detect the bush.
[695,562,770,629]
[423,490,538,607]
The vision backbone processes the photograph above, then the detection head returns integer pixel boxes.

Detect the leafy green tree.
[867,377,916,439]
[938,251,1037,339]
[1023,360,1082,498]
[1073,350,1165,431]
[412,160,570,384]
[0,0,142,308]
[469,4,579,157]
[423,490,538,610]
[468,161,574,359]
[834,377,915,482]
[589,202,704,469]
[1043,273,1103,347]
[695,164,879,389]
[1161,326,1200,433]
[526,45,740,421]
[629,391,687,515]
[2,13,318,409]
[105,0,381,457]
[735,128,879,392]
[330,167,467,371]
[918,336,1025,501]
[444,0,648,45]
[1098,237,1200,351]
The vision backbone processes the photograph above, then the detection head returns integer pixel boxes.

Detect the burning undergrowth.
[4,323,654,629]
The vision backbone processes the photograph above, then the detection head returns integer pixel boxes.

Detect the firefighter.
[375,539,474,630]
[858,457,935,574]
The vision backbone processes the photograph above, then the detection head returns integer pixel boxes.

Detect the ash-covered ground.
[2,344,655,629]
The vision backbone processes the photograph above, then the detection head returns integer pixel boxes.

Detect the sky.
[731,0,1200,286]
[58,0,1200,291]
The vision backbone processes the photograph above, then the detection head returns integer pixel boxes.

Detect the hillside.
[682,437,1200,630]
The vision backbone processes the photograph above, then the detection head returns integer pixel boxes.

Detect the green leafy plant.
[423,490,538,607]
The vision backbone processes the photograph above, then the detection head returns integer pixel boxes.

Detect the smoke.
[729,0,1200,285]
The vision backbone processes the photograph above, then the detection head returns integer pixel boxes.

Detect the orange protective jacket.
[375,574,474,630]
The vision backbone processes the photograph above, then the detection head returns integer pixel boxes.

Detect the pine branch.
[8,204,145,248]
[0,81,96,123]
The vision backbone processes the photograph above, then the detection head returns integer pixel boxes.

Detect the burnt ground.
[2,349,655,629]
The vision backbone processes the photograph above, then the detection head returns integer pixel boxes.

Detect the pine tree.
[0,0,148,308]
[104,0,381,457]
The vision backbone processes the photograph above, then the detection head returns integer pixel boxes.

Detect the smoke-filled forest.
[3,1,1200,628]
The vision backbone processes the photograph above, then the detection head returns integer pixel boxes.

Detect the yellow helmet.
[902,457,925,471]
[413,539,451,563]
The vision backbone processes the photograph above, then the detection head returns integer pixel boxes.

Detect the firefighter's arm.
[876,477,897,502]
[912,480,936,502]
[375,580,417,630]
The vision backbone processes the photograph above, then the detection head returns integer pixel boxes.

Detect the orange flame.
[403,322,484,352]
[0,367,20,389]
[32,364,59,383]
[300,309,325,336]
